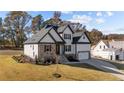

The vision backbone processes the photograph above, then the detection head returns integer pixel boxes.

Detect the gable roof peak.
[100,40,110,47]
[57,24,74,33]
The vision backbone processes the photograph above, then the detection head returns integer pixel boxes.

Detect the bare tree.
[53,11,61,19]
[4,11,32,48]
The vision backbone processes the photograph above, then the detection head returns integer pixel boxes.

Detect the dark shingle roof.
[57,25,67,33]
[57,25,74,33]
[24,27,52,44]
[24,26,65,44]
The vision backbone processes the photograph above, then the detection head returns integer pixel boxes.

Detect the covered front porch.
[38,43,65,64]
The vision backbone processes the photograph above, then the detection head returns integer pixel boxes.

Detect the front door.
[56,44,60,55]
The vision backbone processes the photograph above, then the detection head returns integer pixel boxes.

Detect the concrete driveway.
[79,58,124,80]
[67,59,124,80]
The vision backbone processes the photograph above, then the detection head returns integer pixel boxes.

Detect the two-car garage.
[72,32,91,60]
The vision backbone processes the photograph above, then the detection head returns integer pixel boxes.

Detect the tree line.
[0,11,44,48]
[0,11,124,48]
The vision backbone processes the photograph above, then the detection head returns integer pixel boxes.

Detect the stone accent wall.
[38,44,58,63]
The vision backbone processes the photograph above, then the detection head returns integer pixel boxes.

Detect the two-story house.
[24,25,91,63]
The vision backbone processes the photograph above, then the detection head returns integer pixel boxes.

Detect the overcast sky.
[0,11,124,34]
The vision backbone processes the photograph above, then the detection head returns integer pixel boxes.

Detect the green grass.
[0,50,120,81]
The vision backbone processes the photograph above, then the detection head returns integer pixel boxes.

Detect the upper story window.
[64,34,71,40]
[83,36,85,39]
[100,45,101,49]
[65,45,71,52]
[44,45,51,52]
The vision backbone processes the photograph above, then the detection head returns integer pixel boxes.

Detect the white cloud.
[96,18,105,24]
[106,11,113,16]
[61,11,73,14]
[68,15,92,24]
[96,12,102,16]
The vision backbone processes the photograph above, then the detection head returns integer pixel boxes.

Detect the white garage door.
[78,52,89,60]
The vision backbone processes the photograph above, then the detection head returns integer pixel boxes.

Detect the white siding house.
[91,40,124,61]
[24,25,91,63]
[24,44,38,59]
[61,26,73,54]
[72,31,91,60]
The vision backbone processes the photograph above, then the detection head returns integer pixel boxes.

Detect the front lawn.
[0,50,120,80]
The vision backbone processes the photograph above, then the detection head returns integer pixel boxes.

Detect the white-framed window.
[64,34,71,39]
[65,45,71,52]
[83,36,85,39]
[100,45,101,49]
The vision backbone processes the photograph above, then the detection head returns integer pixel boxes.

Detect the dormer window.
[83,36,85,39]
[64,34,71,39]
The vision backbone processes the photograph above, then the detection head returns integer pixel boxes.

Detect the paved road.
[80,59,124,80]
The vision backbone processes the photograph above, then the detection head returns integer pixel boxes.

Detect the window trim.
[64,34,71,40]
[44,45,52,52]
[65,45,71,52]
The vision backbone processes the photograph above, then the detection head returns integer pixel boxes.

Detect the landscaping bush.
[66,55,79,62]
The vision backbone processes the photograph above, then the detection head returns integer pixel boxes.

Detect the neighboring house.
[91,40,124,61]
[24,25,91,63]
